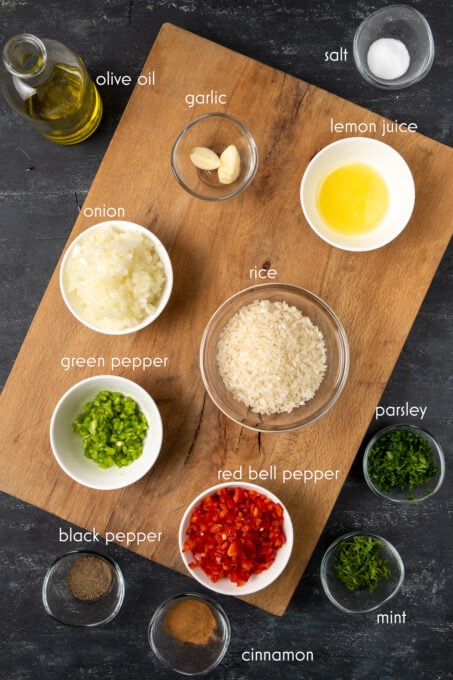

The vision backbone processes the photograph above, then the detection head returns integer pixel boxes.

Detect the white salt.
[367,38,410,80]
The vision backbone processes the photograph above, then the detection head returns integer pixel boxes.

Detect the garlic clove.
[218,144,241,184]
[190,146,221,170]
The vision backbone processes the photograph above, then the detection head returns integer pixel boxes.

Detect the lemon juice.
[317,162,389,235]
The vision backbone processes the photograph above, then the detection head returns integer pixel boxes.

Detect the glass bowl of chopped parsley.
[320,532,404,614]
[363,424,445,503]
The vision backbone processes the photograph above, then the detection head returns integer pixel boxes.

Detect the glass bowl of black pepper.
[42,549,125,627]
[320,532,405,614]
[148,593,231,676]
[353,5,435,90]
[363,424,445,503]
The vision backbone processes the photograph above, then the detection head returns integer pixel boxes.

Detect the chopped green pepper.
[72,390,148,469]
[333,535,390,593]
[367,427,439,499]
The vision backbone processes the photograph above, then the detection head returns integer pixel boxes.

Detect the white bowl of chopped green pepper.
[363,424,445,503]
[320,532,404,614]
[50,375,163,489]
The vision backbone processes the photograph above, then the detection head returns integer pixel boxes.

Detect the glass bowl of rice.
[60,220,173,335]
[200,284,349,433]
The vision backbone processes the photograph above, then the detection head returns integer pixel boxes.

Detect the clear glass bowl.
[148,593,230,676]
[353,4,434,89]
[363,424,445,503]
[320,532,404,614]
[200,283,349,432]
[171,113,258,200]
[42,550,125,626]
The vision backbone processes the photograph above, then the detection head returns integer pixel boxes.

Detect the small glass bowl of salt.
[353,4,434,89]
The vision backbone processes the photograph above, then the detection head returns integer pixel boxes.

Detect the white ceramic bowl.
[300,137,415,251]
[50,375,163,490]
[60,220,173,335]
[179,482,294,596]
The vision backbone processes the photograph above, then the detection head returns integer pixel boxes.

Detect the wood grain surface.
[0,23,451,616]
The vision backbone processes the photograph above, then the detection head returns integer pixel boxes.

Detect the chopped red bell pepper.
[183,486,286,586]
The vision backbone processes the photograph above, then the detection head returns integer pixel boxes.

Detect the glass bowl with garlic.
[171,113,258,200]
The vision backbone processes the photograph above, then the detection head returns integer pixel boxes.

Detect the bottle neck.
[3,33,49,82]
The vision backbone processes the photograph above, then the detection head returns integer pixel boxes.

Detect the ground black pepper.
[66,555,114,601]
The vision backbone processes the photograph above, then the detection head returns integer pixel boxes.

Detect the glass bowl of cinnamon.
[148,592,230,675]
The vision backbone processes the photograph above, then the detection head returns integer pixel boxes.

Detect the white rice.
[216,299,327,415]
[63,225,166,331]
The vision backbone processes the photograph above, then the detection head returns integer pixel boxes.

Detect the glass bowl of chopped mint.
[320,532,404,614]
[363,424,445,503]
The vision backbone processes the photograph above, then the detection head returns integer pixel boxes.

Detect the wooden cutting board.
[0,23,451,616]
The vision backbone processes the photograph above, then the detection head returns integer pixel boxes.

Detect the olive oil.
[317,162,389,235]
[24,63,102,144]
[2,34,102,144]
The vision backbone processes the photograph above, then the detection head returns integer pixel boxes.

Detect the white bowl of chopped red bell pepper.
[179,482,294,595]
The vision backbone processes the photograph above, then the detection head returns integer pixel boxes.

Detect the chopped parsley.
[72,390,148,469]
[333,535,391,593]
[367,427,439,498]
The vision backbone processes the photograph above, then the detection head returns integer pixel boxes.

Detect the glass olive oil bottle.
[1,33,102,144]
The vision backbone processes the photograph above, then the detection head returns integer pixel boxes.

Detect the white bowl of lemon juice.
[300,137,415,252]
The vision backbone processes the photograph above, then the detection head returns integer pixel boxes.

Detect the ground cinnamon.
[164,597,216,645]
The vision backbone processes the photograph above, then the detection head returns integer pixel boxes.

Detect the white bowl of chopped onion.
[50,375,163,490]
[179,482,294,596]
[60,220,173,334]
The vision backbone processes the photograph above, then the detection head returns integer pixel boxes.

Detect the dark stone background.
[0,1,451,678]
